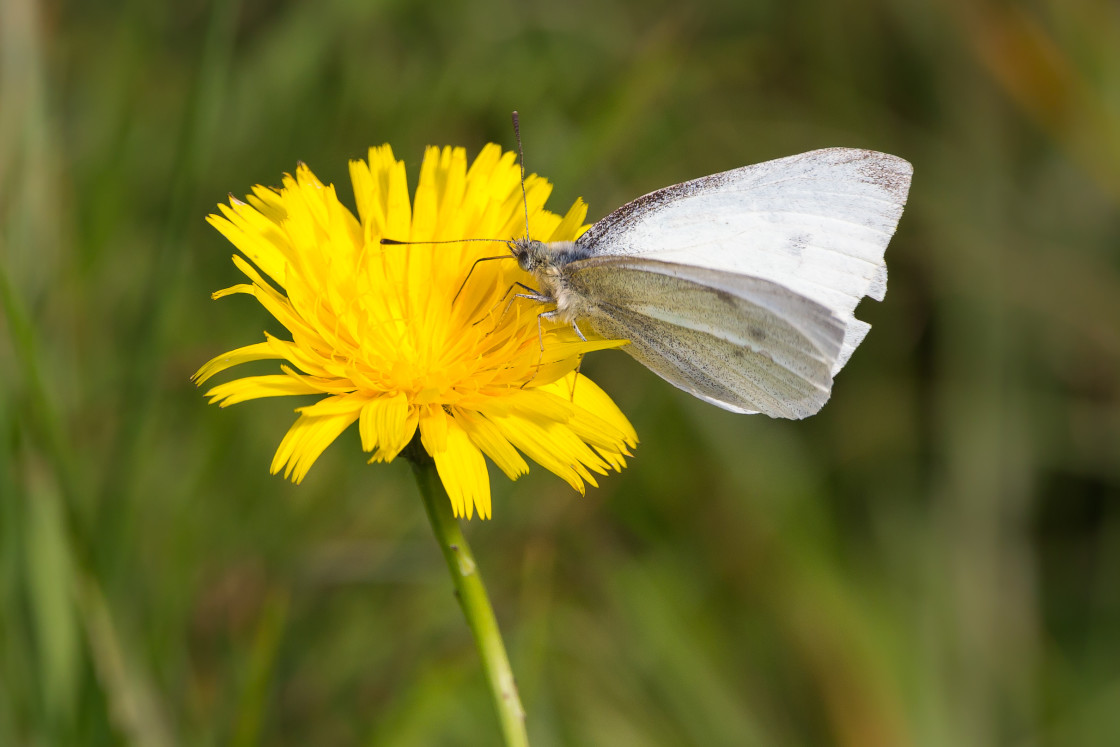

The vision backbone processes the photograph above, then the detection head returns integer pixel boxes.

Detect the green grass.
[3,0,1120,744]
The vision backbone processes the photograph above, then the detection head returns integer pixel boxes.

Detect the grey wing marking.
[567,257,846,418]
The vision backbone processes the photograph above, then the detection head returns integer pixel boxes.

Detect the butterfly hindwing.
[566,256,845,418]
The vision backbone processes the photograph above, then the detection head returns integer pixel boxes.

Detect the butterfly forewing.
[575,148,912,374]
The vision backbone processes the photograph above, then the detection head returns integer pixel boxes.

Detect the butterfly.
[507,142,912,419]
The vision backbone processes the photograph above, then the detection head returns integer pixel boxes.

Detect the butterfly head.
[511,238,554,274]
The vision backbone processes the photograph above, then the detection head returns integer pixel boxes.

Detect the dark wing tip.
[806,147,913,204]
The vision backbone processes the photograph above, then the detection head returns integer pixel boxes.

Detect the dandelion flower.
[194,144,638,519]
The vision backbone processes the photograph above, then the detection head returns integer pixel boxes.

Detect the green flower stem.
[409,451,529,747]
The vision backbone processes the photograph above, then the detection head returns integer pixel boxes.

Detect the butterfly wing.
[566,256,845,418]
[575,148,912,373]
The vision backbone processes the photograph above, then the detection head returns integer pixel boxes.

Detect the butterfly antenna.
[380,237,508,246]
[512,111,530,243]
[379,237,515,305]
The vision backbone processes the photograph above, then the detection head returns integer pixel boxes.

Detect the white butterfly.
[510,147,913,418]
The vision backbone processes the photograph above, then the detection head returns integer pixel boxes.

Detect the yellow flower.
[194,144,638,519]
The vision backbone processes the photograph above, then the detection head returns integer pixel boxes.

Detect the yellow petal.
[208,202,293,286]
[547,197,588,242]
[539,373,638,450]
[479,406,600,494]
[412,147,440,243]
[453,408,528,481]
[193,341,283,385]
[247,184,287,223]
[204,374,322,407]
[270,409,360,483]
[384,156,411,241]
[368,407,418,464]
[418,404,449,454]
[429,414,491,520]
[211,281,254,300]
[296,391,369,418]
[358,392,409,453]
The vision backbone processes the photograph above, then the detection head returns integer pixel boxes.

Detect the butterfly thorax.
[512,239,595,323]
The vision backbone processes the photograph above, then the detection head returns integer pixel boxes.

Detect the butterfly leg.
[472,282,551,332]
[517,292,555,346]
[452,250,517,305]
[536,308,565,353]
[568,354,584,403]
[521,312,586,396]
[534,309,588,351]
[520,308,561,389]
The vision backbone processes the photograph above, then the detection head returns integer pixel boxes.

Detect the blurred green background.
[3,0,1119,744]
